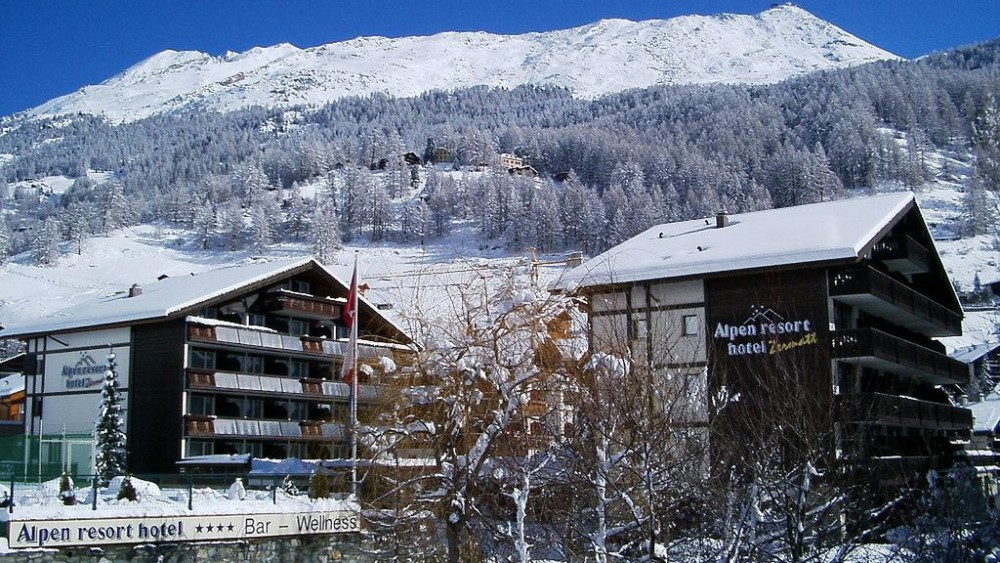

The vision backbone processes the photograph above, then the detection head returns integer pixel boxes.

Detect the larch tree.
[95,349,127,487]
[368,266,576,563]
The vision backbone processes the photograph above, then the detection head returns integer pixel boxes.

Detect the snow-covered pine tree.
[32,216,62,267]
[0,215,10,264]
[95,349,127,487]
[310,200,341,264]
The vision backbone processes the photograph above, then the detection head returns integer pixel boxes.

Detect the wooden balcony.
[263,292,343,320]
[838,392,972,434]
[871,234,930,275]
[831,328,970,385]
[830,267,962,336]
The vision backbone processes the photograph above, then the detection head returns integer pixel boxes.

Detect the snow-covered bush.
[59,472,76,505]
[280,475,300,496]
[228,477,247,501]
[309,469,330,499]
[116,475,137,502]
[105,475,160,501]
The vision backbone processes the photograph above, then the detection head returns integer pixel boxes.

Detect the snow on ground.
[7,170,117,198]
[0,475,358,553]
[0,221,574,336]
[0,475,354,522]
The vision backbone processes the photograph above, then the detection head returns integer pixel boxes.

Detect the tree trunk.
[447,517,462,563]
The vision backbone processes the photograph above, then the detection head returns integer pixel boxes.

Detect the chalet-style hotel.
[562,192,973,483]
[0,258,410,474]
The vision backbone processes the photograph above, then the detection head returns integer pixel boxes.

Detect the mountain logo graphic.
[61,353,108,378]
[744,305,784,326]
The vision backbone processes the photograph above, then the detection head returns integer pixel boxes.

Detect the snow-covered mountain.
[26,5,898,123]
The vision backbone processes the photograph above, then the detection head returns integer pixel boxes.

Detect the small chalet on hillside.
[0,258,411,475]
[561,192,972,485]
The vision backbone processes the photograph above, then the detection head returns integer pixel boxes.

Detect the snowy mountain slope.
[23,5,898,123]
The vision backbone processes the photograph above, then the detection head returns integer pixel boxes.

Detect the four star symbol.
[196,521,237,534]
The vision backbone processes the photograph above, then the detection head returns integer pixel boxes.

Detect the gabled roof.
[0,257,409,342]
[559,193,918,290]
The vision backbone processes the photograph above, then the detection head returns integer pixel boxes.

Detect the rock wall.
[0,535,369,562]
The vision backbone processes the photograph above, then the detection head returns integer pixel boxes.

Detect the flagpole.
[348,254,359,499]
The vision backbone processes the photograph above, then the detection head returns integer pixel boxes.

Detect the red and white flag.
[340,257,359,388]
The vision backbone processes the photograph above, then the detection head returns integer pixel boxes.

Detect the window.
[189,349,216,370]
[242,355,264,374]
[683,315,699,336]
[288,318,310,337]
[246,441,264,458]
[187,440,214,457]
[197,307,219,319]
[189,394,215,416]
[294,280,312,294]
[287,401,307,421]
[245,398,264,419]
[248,313,267,327]
[630,318,648,340]
[288,360,309,379]
[288,442,307,459]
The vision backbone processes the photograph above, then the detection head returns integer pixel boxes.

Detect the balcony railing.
[187,320,394,359]
[831,328,970,385]
[871,234,930,274]
[184,416,347,440]
[263,292,343,319]
[186,369,377,400]
[829,267,962,336]
[838,392,972,432]
[867,455,944,485]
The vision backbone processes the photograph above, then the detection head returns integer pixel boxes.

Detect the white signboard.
[44,347,131,393]
[8,510,360,549]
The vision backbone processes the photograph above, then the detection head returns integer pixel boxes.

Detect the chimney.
[715,211,730,229]
[128,283,142,298]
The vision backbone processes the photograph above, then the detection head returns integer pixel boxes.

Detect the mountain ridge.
[23,5,899,123]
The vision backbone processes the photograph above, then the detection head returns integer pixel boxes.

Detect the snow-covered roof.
[969,393,1000,433]
[0,373,24,398]
[176,454,252,466]
[0,257,407,339]
[951,341,1000,364]
[559,193,916,290]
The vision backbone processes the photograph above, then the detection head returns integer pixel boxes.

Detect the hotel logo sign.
[60,353,108,390]
[713,305,817,357]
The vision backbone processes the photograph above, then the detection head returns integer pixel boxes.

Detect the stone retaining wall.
[0,535,369,562]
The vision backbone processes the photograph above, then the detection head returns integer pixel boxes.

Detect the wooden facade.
[580,201,972,486]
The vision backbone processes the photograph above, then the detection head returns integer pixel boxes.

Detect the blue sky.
[2,1,999,118]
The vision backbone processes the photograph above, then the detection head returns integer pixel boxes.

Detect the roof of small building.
[969,393,1000,433]
[0,373,24,399]
[951,341,1000,364]
[0,257,407,340]
[559,192,919,290]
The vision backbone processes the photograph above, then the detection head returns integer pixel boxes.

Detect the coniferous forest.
[1,40,999,264]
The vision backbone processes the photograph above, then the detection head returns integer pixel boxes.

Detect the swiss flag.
[340,260,358,386]
[342,266,357,330]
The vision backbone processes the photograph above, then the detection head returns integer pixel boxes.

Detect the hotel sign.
[713,305,818,357]
[8,510,360,549]
[60,353,108,390]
